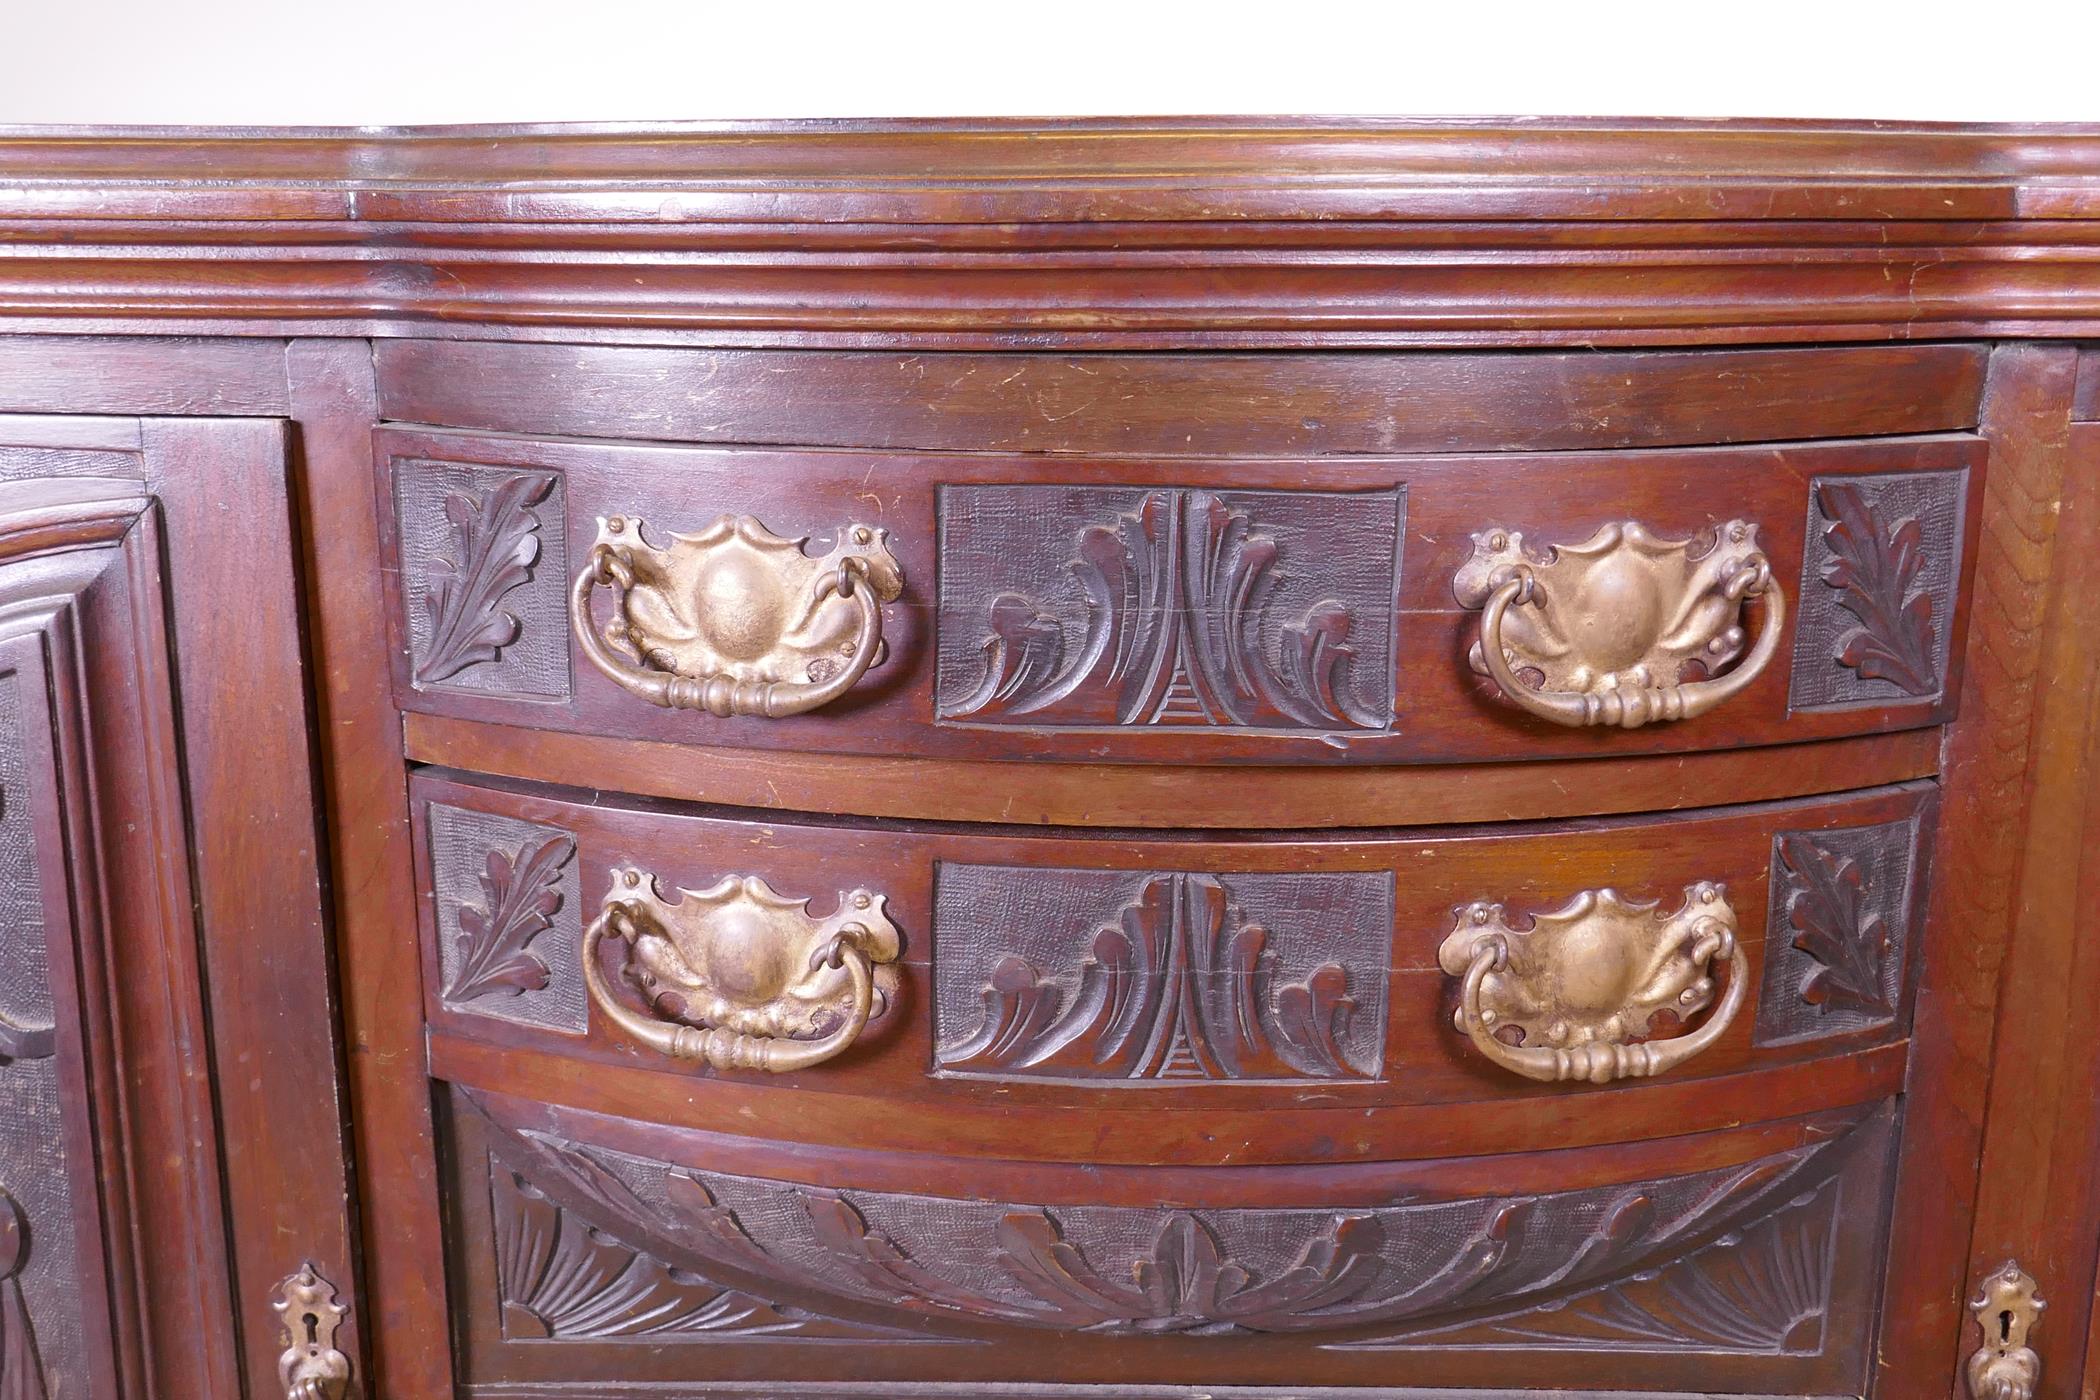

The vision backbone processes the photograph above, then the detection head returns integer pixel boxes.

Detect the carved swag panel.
[936,485,1402,733]
[1789,471,1966,711]
[932,865,1392,1082]
[467,1095,1893,1358]
[396,460,570,698]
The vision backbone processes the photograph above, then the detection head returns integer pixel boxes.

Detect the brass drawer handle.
[1454,521,1784,728]
[1437,882,1746,1084]
[571,514,904,718]
[582,865,901,1072]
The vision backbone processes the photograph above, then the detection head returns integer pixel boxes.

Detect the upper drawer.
[377,427,1982,771]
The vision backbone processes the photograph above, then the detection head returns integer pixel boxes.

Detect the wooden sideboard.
[0,119,2096,1400]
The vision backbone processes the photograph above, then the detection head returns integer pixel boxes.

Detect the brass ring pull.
[1436,882,1746,1084]
[581,864,902,1073]
[1454,520,1785,729]
[570,513,905,719]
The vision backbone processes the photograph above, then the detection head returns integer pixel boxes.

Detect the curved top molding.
[5,118,2100,346]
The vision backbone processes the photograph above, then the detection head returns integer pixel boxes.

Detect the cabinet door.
[0,415,358,1398]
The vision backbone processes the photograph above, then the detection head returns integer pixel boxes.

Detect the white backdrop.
[2,0,2095,126]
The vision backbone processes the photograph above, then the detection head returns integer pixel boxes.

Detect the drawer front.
[413,770,1932,1161]
[443,1085,1898,1397]
[379,429,1983,773]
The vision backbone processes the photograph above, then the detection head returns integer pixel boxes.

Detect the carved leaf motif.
[1425,1186,1837,1354]
[445,834,574,1004]
[489,1166,804,1339]
[1817,481,1939,695]
[1778,834,1895,1018]
[470,1093,1883,1347]
[416,471,556,685]
[939,873,1369,1081]
[948,489,1384,731]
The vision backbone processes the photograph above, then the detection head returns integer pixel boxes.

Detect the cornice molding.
[4,119,2100,346]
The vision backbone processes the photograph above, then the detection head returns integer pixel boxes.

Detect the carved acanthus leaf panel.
[1340,1181,1841,1354]
[493,1164,822,1340]
[1790,471,1964,710]
[443,834,576,1004]
[397,461,570,697]
[470,1094,1888,1347]
[936,485,1400,732]
[933,866,1390,1081]
[431,806,587,1033]
[1755,817,1920,1046]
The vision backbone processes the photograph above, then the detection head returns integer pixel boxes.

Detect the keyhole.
[1999,1308,2015,1344]
[302,1309,321,1351]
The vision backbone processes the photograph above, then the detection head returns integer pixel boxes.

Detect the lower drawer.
[412,770,1932,1160]
[444,1085,1898,1397]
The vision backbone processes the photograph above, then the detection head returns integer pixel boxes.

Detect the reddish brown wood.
[5,125,2100,347]
[376,429,1983,778]
[0,335,288,415]
[374,341,1990,453]
[285,340,454,1400]
[411,766,1924,1158]
[404,712,1941,828]
[1967,421,2100,1400]
[441,1086,1895,1397]
[1873,344,2082,1397]
[139,416,365,1396]
[3,124,2098,1400]
[0,464,258,1396]
[428,1030,1906,1170]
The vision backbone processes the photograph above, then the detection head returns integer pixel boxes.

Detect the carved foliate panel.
[1789,471,1965,710]
[936,484,1402,732]
[489,1162,904,1341]
[0,672,84,1397]
[1754,816,1922,1046]
[469,1095,1892,1355]
[933,865,1392,1081]
[1337,1182,1845,1354]
[430,804,586,1033]
[395,459,570,697]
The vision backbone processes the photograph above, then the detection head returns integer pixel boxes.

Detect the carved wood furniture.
[0,120,2097,1400]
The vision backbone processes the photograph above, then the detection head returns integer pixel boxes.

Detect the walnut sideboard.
[0,119,2097,1400]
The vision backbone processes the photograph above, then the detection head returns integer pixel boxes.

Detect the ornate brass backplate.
[1453,520,1784,728]
[273,1263,352,1400]
[1968,1261,2043,1400]
[583,864,902,1072]
[1436,883,1747,1083]
[571,513,905,718]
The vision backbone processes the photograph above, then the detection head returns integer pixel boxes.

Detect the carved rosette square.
[931,864,1392,1082]
[1788,470,1965,711]
[1753,816,1922,1047]
[395,459,571,698]
[429,804,587,1033]
[934,484,1403,732]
